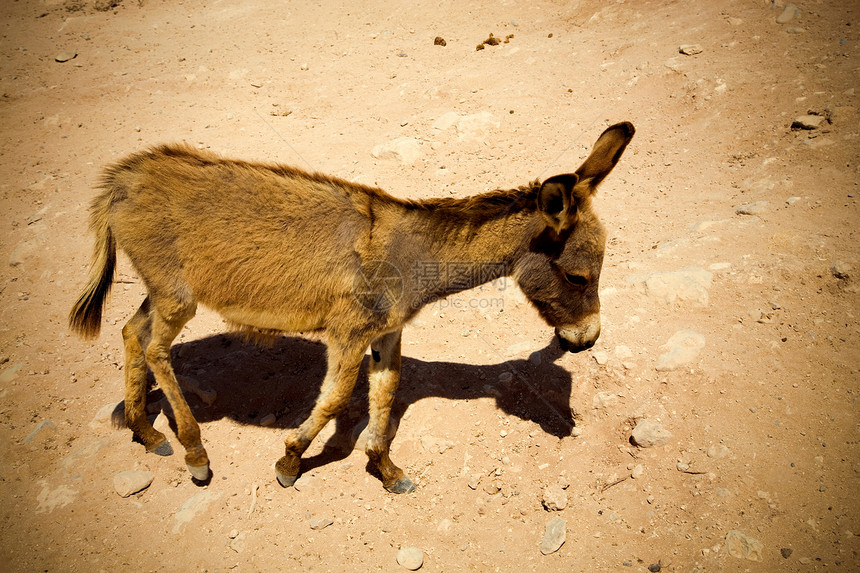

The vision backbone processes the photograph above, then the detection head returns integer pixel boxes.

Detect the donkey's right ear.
[538,174,579,234]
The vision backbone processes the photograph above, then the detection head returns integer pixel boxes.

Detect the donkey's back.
[94,144,380,335]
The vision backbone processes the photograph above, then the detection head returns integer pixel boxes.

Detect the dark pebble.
[781,547,793,558]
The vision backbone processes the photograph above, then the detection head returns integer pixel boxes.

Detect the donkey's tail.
[68,191,116,339]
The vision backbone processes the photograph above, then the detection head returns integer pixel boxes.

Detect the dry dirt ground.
[1,0,858,571]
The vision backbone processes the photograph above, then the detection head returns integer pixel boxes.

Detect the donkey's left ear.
[538,174,579,234]
[575,121,635,195]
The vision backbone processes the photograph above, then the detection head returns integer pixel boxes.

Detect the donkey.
[69,121,634,493]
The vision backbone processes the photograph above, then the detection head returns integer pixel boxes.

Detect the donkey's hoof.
[385,476,416,494]
[276,470,298,488]
[187,462,211,482]
[149,440,174,457]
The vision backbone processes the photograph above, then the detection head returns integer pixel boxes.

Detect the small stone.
[648,563,662,573]
[396,546,424,570]
[655,330,705,371]
[228,531,247,553]
[371,137,421,165]
[55,50,77,63]
[679,44,702,55]
[776,4,799,24]
[592,350,609,365]
[528,351,542,366]
[630,464,644,479]
[434,36,446,46]
[299,63,309,71]
[498,371,513,383]
[735,201,768,215]
[631,419,672,448]
[780,547,793,559]
[726,530,763,561]
[258,413,276,427]
[707,444,730,459]
[542,484,568,511]
[468,474,481,490]
[113,470,154,498]
[593,391,618,409]
[540,516,566,555]
[293,474,322,492]
[310,517,333,530]
[791,114,825,130]
[831,261,852,280]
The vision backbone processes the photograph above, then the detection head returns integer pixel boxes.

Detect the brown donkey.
[69,122,634,493]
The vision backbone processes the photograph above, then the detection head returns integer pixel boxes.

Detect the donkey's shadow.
[143,333,576,476]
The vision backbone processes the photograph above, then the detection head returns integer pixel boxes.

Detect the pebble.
[293,474,322,492]
[540,516,567,555]
[434,36,446,46]
[791,114,825,130]
[735,201,768,215]
[776,3,799,24]
[371,137,421,165]
[655,330,705,371]
[831,261,852,281]
[630,464,645,479]
[679,44,702,55]
[592,350,609,365]
[229,531,247,553]
[541,484,568,511]
[707,444,730,459]
[528,351,542,366]
[631,419,673,448]
[396,546,424,570]
[258,413,276,427]
[113,470,154,498]
[780,547,793,559]
[593,391,618,409]
[55,50,77,63]
[310,517,333,530]
[725,530,763,561]
[626,267,712,307]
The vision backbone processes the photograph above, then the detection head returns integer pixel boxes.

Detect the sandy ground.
[1,0,858,571]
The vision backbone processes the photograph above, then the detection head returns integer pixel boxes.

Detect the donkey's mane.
[132,144,541,222]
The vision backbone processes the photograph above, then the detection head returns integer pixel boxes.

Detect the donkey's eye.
[564,273,588,287]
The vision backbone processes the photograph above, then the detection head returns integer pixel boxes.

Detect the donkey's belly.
[217,305,326,333]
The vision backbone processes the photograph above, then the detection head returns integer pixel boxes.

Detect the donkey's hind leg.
[143,297,210,481]
[366,329,414,494]
[275,339,367,487]
[122,297,172,456]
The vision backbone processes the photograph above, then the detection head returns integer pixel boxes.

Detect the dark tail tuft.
[69,194,116,339]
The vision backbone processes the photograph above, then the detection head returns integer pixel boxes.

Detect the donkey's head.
[515,121,634,352]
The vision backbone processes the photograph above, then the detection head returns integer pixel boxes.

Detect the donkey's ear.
[575,121,635,194]
[538,174,579,233]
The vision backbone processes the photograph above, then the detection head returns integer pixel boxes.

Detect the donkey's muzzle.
[556,316,601,353]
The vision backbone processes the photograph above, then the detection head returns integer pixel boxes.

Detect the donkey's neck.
[391,184,542,299]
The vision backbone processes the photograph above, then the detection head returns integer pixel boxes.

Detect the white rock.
[396,546,424,570]
[113,470,154,498]
[726,530,763,561]
[679,44,703,55]
[655,330,706,371]
[540,516,567,555]
[592,391,618,409]
[310,517,333,530]
[371,137,421,165]
[542,484,568,511]
[707,444,730,459]
[626,267,712,307]
[631,419,672,448]
[776,3,799,24]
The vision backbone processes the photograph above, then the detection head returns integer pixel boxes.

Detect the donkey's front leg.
[366,329,414,494]
[275,339,367,488]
